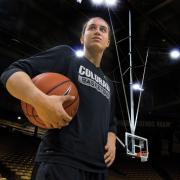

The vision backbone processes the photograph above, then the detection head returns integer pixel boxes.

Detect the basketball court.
[0,0,180,179]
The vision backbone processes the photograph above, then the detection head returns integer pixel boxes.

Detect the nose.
[94,31,101,36]
[94,27,101,35]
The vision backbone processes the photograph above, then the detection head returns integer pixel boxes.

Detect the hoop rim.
[136,151,148,158]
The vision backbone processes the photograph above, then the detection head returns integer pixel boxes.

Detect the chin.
[88,43,105,52]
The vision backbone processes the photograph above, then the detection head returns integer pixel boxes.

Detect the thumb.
[105,144,109,150]
[61,95,75,103]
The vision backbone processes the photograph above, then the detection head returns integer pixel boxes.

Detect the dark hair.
[81,17,111,40]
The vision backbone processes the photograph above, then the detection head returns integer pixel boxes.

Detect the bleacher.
[0,125,39,180]
[158,155,180,180]
[111,155,164,180]
[0,122,180,180]
[0,151,34,180]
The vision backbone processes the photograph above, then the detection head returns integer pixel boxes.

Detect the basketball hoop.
[136,151,149,162]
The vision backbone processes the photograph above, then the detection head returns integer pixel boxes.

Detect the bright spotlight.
[132,83,144,91]
[91,0,104,5]
[76,0,82,3]
[170,49,180,59]
[105,0,117,6]
[17,116,21,120]
[75,50,84,57]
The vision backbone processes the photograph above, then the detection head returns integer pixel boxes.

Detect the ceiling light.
[76,0,82,3]
[75,50,84,57]
[132,83,144,91]
[104,0,117,6]
[91,0,104,5]
[170,49,180,59]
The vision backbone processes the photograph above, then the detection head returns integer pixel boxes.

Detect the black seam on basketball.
[46,80,71,94]
[64,94,79,109]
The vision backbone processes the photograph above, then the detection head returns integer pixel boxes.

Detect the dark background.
[0,0,180,161]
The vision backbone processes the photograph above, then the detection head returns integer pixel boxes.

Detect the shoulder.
[52,45,74,52]
[47,45,75,56]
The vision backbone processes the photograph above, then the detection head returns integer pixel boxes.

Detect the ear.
[106,39,110,48]
[80,36,84,45]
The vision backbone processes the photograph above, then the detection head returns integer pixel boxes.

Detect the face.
[80,18,110,52]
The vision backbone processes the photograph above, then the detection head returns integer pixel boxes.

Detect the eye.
[100,26,107,33]
[88,25,96,30]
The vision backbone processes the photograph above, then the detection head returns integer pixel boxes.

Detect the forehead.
[86,18,109,28]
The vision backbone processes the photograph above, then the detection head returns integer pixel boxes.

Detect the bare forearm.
[6,71,46,106]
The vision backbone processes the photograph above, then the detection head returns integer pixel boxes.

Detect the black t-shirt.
[1,45,117,172]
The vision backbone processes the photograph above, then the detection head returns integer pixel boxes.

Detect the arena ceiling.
[0,0,180,125]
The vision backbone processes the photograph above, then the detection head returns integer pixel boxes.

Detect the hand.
[104,132,116,167]
[33,94,75,129]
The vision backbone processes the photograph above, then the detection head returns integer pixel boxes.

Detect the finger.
[106,154,115,167]
[105,151,112,162]
[50,122,59,129]
[51,118,64,129]
[60,105,72,122]
[39,116,51,128]
[61,95,75,103]
[107,159,113,167]
[43,120,54,129]
[61,120,69,127]
[43,121,51,128]
[108,155,115,167]
[61,111,72,122]
[105,155,112,164]
[105,145,109,150]
[104,151,111,159]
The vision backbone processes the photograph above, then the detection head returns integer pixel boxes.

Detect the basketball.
[21,72,79,129]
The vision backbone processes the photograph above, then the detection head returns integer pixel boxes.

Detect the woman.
[1,17,117,180]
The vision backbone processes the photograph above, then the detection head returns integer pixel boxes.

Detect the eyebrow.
[88,23,108,29]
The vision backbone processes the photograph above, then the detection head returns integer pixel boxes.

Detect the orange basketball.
[21,72,79,129]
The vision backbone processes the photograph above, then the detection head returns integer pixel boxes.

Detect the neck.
[84,48,104,68]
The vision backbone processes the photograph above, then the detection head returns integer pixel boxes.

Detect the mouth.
[92,37,102,41]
